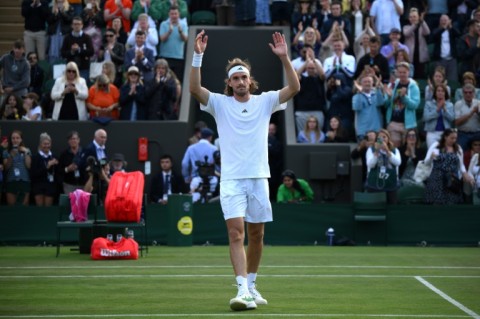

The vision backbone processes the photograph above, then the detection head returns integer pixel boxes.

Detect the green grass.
[0,245,479,318]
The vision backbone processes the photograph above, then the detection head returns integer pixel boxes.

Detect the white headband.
[228,65,250,79]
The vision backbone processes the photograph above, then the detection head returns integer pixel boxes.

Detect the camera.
[195,156,215,179]
[86,156,107,175]
[377,137,383,144]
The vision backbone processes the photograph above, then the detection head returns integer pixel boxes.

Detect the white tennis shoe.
[249,285,268,305]
[229,292,257,311]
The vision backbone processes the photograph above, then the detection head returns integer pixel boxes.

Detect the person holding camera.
[181,128,217,184]
[83,156,110,203]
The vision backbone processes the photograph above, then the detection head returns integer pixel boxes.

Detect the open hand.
[269,32,288,57]
[194,30,208,54]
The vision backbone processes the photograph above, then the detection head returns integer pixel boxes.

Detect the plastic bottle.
[326,227,335,246]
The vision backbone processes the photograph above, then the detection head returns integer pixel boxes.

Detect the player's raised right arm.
[189,30,210,106]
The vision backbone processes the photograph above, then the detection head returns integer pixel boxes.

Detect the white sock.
[236,275,248,294]
[247,273,257,289]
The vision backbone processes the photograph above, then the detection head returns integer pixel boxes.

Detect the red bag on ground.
[91,237,139,260]
[105,171,144,222]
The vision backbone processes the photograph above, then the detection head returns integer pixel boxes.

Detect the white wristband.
[192,52,203,68]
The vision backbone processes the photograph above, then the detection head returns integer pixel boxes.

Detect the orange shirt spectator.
[87,74,120,119]
[104,0,132,33]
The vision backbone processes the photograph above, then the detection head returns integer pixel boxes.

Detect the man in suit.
[150,154,187,204]
[124,30,155,82]
[80,129,108,170]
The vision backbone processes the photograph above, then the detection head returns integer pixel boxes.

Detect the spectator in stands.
[82,0,105,61]
[458,19,480,83]
[365,128,401,204]
[0,40,30,99]
[159,5,189,82]
[424,0,448,31]
[369,0,404,46]
[393,49,414,78]
[234,0,257,26]
[213,0,235,26]
[51,61,89,120]
[454,72,480,103]
[119,66,147,120]
[256,0,272,25]
[131,0,162,23]
[454,83,480,151]
[268,122,283,201]
[60,16,94,83]
[83,156,110,203]
[323,38,356,84]
[345,0,369,55]
[0,95,23,120]
[431,14,460,83]
[21,92,42,121]
[98,28,125,87]
[320,1,351,46]
[384,62,421,148]
[423,83,455,148]
[181,128,217,184]
[424,128,473,205]
[351,129,377,182]
[292,0,318,36]
[127,13,159,58]
[124,30,155,82]
[293,59,326,133]
[398,128,426,186]
[30,132,59,207]
[354,35,390,84]
[21,0,49,62]
[352,74,385,141]
[82,129,108,166]
[101,61,121,89]
[150,154,187,204]
[425,65,451,102]
[403,8,430,79]
[2,130,32,206]
[103,0,132,33]
[466,137,480,175]
[326,71,354,136]
[58,130,85,194]
[145,58,178,120]
[26,52,44,98]
[109,152,127,174]
[317,0,331,29]
[47,0,74,64]
[158,0,189,22]
[292,26,321,58]
[320,20,350,63]
[87,74,120,120]
[276,169,314,204]
[111,16,128,45]
[297,115,325,143]
[67,0,83,16]
[380,28,409,69]
[188,120,207,145]
[324,115,350,143]
[353,19,376,63]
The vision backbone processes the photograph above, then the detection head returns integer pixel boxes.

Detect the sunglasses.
[67,69,76,73]
[105,34,114,37]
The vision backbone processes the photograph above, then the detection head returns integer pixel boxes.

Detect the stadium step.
[0,0,24,54]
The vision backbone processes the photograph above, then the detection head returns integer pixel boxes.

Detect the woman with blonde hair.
[51,61,89,120]
[297,115,325,143]
[86,73,120,119]
[46,0,74,63]
[145,58,179,120]
[101,61,121,88]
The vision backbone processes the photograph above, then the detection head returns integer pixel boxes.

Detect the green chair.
[397,184,425,205]
[191,10,216,25]
[353,192,387,245]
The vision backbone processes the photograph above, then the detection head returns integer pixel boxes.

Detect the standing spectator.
[320,1,351,45]
[81,129,108,168]
[21,93,42,121]
[181,128,218,184]
[98,28,125,87]
[268,122,283,201]
[292,26,321,58]
[124,30,155,82]
[150,154,187,204]
[327,72,354,136]
[423,83,455,148]
[82,0,105,61]
[425,66,451,102]
[21,0,49,62]
[458,19,480,82]
[67,0,84,16]
[213,0,235,26]
[353,19,376,63]
[297,115,325,143]
[0,40,30,98]
[119,66,147,120]
[345,0,369,54]
[351,130,377,182]
[51,61,89,120]
[323,38,356,83]
[380,28,409,69]
[398,128,427,186]
[188,120,207,145]
[424,0,448,31]
[104,0,133,33]
[26,52,44,97]
[58,131,85,194]
[393,49,414,78]
[159,5,188,82]
[30,132,59,207]
[111,16,128,45]
[157,0,189,22]
[131,0,163,23]
[454,83,480,151]
[431,14,460,83]
[424,128,473,204]
[454,72,480,104]
[2,130,32,206]
[146,58,178,120]
[276,169,314,203]
[317,0,331,30]
[127,13,159,58]
[60,16,95,83]
[291,0,318,38]
[403,8,430,79]
[384,62,421,148]
[47,0,74,64]
[86,74,120,120]
[354,35,390,85]
[0,95,23,120]
[370,0,404,46]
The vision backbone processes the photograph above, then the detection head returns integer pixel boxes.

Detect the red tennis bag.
[105,171,144,222]
[91,237,139,260]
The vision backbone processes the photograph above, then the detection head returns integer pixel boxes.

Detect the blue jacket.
[385,79,420,129]
[352,88,385,137]
[423,100,455,132]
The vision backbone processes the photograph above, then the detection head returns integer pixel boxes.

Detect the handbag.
[413,160,432,183]
[444,173,463,193]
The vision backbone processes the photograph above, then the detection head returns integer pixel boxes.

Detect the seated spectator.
[467,139,480,195]
[82,0,105,61]
[86,74,120,120]
[51,61,89,120]
[58,130,85,194]
[424,128,473,205]
[119,66,147,120]
[324,116,350,143]
[127,13,159,58]
[0,95,24,120]
[297,115,325,143]
[0,39,30,98]
[351,130,377,182]
[454,83,480,151]
[454,72,480,104]
[380,28,409,69]
[26,52,44,97]
[21,93,42,121]
[464,137,480,169]
[146,59,178,120]
[276,169,314,204]
[402,8,430,79]
[103,0,133,33]
[398,128,427,187]
[109,153,127,174]
[393,49,414,78]
[111,16,128,45]
[150,154,187,204]
[98,30,125,88]
[30,132,59,206]
[425,66,451,102]
[423,83,455,148]
[2,130,32,206]
[47,0,74,63]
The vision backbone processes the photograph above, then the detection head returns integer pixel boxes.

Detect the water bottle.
[106,234,113,241]
[127,229,134,239]
[116,234,123,242]
[326,227,335,246]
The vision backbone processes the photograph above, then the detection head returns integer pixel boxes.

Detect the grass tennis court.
[0,245,479,318]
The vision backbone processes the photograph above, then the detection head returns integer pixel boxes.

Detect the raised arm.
[269,32,300,104]
[189,30,210,106]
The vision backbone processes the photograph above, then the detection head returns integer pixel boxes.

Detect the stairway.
[0,0,24,55]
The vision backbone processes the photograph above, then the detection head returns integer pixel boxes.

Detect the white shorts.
[220,178,273,223]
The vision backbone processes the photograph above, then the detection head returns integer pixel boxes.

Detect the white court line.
[1,265,479,269]
[415,276,480,319]
[0,314,473,318]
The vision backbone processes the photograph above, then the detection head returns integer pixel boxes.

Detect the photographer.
[83,156,110,204]
[190,157,218,203]
[181,128,217,184]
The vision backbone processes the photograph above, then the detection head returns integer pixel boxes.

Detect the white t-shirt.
[201,91,285,180]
